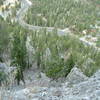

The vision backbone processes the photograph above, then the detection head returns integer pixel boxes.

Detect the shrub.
[0,18,10,62]
[11,25,28,84]
[0,70,8,86]
[30,29,100,79]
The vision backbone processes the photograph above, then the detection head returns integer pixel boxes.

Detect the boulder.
[66,67,88,85]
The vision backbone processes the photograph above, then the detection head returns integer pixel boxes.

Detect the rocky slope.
[0,65,100,100]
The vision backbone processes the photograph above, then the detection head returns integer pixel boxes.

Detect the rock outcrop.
[1,67,100,100]
[62,68,100,100]
[66,67,88,85]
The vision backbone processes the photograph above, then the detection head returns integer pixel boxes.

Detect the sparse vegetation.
[0,0,100,85]
[30,29,100,78]
[25,0,100,34]
[11,25,29,85]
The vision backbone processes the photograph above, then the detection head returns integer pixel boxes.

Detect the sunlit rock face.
[65,67,88,85]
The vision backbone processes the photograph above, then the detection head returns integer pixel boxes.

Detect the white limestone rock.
[66,67,88,85]
[62,70,100,100]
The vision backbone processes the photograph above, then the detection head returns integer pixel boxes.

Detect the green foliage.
[96,37,100,47]
[0,17,10,62]
[11,25,28,84]
[30,29,100,79]
[0,0,99,82]
[0,71,7,85]
[0,0,3,6]
[14,67,25,85]
[0,17,29,85]
[25,0,100,34]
